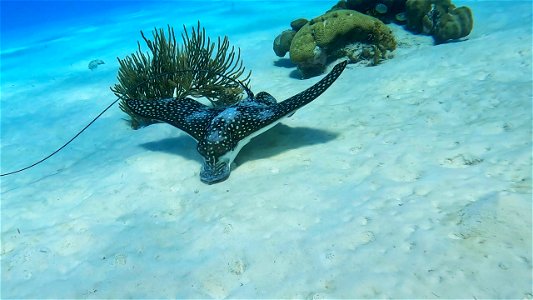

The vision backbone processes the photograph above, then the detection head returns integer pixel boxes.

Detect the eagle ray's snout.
[200,158,231,184]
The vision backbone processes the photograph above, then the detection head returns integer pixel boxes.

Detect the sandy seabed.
[1,1,532,298]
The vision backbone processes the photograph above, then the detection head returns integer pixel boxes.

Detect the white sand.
[1,1,531,298]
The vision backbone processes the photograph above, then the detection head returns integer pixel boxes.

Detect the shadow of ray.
[140,135,202,163]
[138,124,338,168]
[236,124,338,165]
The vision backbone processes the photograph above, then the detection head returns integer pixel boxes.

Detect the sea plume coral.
[111,22,251,129]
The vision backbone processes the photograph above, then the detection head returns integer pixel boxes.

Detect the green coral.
[271,0,474,78]
[273,30,297,57]
[330,0,407,24]
[289,9,396,77]
[405,0,432,33]
[405,0,473,43]
[433,6,473,43]
[290,18,308,31]
[111,23,251,129]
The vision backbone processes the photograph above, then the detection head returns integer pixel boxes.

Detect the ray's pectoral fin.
[125,97,218,141]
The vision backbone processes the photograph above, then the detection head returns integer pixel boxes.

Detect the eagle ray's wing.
[125,97,220,141]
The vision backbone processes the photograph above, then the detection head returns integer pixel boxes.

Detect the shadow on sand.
[140,124,338,168]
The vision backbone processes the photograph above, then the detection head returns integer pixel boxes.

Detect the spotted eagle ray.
[0,61,347,182]
[125,60,347,184]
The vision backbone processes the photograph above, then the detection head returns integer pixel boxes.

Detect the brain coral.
[405,0,432,33]
[289,9,396,77]
[433,6,473,43]
[405,0,473,43]
[331,0,408,24]
[273,29,297,57]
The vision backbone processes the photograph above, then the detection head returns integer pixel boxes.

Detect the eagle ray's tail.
[279,60,348,112]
